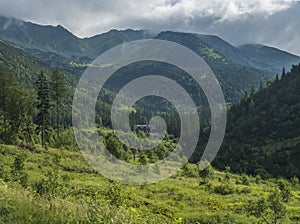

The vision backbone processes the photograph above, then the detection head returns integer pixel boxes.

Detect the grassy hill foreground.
[0,144,299,224]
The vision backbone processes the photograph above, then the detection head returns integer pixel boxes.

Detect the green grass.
[0,144,299,223]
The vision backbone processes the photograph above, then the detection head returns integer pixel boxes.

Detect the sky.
[0,0,300,55]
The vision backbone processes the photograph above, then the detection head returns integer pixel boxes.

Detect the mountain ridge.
[238,43,300,73]
[1,15,299,103]
[0,16,276,103]
[1,16,298,71]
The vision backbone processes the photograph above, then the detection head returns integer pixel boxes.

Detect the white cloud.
[133,0,294,23]
[0,0,295,37]
[0,0,299,54]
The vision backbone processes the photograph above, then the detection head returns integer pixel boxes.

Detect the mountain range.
[1,16,300,103]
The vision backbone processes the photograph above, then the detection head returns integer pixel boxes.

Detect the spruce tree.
[36,71,51,148]
[281,67,286,78]
[50,69,68,140]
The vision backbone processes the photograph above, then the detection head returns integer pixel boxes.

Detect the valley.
[0,15,300,223]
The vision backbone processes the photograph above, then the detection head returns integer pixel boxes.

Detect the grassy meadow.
[0,144,299,223]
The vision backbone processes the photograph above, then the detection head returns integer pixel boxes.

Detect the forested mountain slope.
[0,39,51,86]
[214,64,300,178]
[156,31,274,102]
[0,39,79,87]
[0,16,151,62]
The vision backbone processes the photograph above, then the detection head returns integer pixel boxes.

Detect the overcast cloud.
[0,0,299,55]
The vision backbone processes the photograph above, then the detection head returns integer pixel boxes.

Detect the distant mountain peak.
[56,24,68,30]
[1,16,299,76]
[239,43,300,57]
[238,43,300,73]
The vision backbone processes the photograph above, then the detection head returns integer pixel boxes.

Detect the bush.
[241,173,251,185]
[198,162,214,180]
[291,177,299,187]
[34,170,68,200]
[0,165,12,182]
[11,154,28,188]
[255,175,262,184]
[246,189,288,223]
[214,183,235,195]
[105,183,128,207]
[277,178,293,202]
[182,163,199,178]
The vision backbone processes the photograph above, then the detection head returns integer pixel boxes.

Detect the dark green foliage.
[291,177,299,186]
[0,39,52,87]
[214,64,300,178]
[138,152,148,165]
[255,175,262,184]
[50,68,68,140]
[0,66,34,145]
[13,154,26,171]
[247,198,268,218]
[106,135,124,159]
[199,162,214,180]
[36,72,51,148]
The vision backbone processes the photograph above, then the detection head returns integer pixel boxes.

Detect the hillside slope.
[238,44,300,74]
[195,34,253,67]
[0,39,79,87]
[0,39,51,86]
[0,16,86,58]
[155,31,274,102]
[0,16,151,62]
[214,64,300,178]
